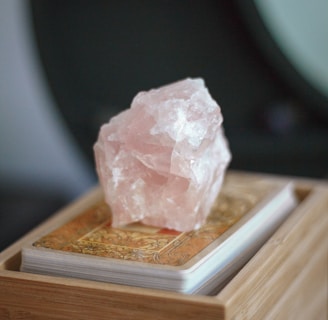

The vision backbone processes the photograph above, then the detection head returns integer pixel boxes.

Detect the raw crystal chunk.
[94,78,231,231]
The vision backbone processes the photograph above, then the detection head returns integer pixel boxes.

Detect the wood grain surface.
[0,171,327,319]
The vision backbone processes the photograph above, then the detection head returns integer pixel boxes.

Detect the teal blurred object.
[239,0,328,117]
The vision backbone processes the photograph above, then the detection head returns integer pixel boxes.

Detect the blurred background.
[1,0,327,251]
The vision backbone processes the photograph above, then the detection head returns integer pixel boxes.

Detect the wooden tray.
[1,171,327,319]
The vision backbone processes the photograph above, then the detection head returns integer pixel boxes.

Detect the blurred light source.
[253,0,328,113]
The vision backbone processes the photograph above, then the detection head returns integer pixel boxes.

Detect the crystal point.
[94,78,231,231]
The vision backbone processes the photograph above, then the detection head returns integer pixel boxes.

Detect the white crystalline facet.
[94,78,231,231]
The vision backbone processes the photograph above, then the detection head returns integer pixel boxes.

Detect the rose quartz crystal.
[94,78,231,231]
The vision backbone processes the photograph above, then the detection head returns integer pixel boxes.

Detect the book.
[20,173,297,295]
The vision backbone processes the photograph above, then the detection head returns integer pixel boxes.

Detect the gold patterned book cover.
[21,174,297,294]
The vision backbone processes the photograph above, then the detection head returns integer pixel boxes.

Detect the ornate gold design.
[33,175,273,266]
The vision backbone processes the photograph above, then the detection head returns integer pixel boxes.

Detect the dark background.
[1,0,327,251]
[30,0,328,176]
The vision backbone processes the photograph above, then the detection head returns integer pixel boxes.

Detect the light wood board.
[1,171,327,319]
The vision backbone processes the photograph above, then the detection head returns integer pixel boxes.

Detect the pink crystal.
[94,78,231,231]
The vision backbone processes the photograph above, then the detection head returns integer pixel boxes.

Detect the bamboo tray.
[1,171,327,320]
